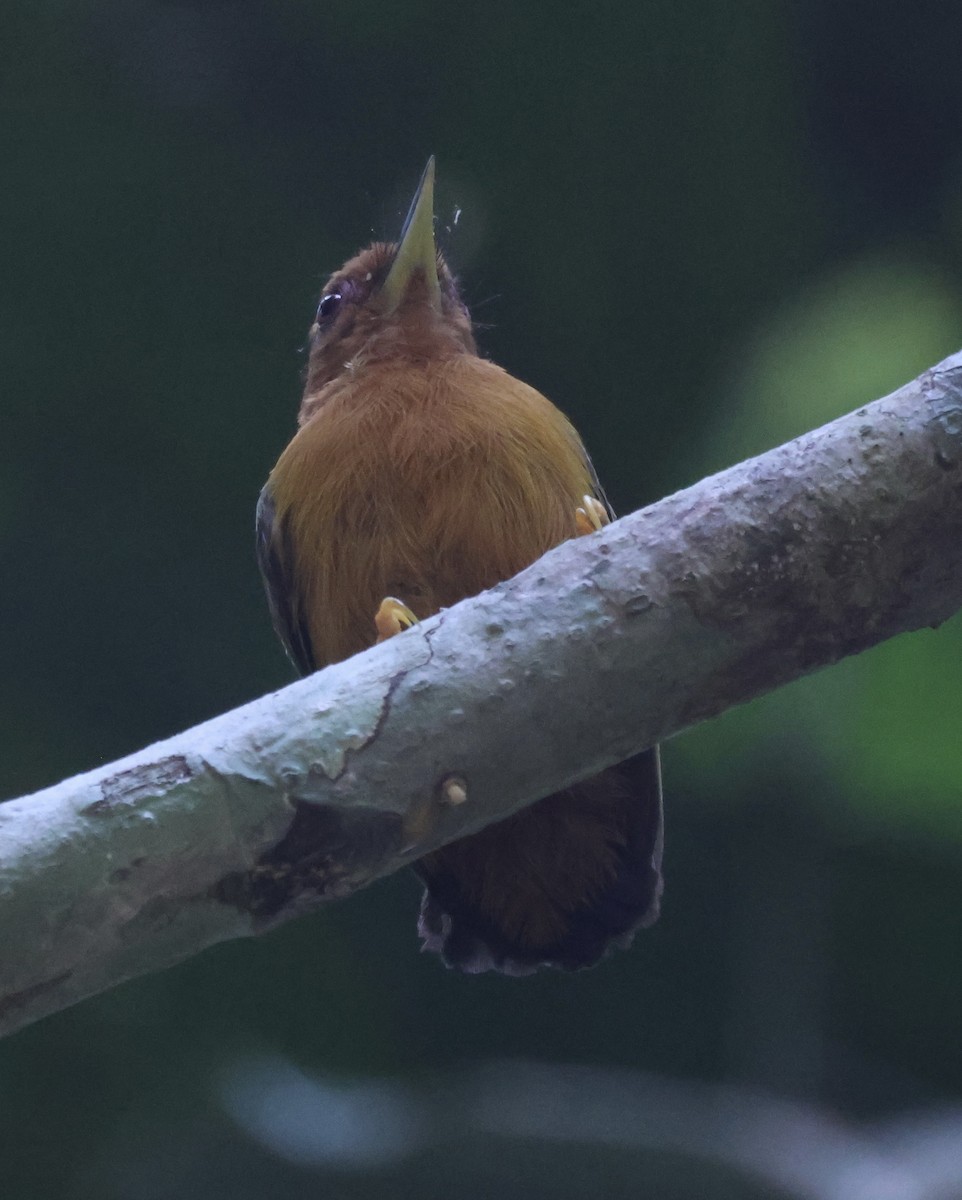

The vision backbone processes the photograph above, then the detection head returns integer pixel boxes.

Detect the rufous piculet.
[257,159,663,974]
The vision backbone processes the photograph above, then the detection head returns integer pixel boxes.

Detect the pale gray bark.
[2,351,962,1038]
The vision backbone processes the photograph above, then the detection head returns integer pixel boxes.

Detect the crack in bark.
[82,756,192,815]
[209,627,440,921]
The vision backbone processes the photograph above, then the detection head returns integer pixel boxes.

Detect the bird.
[256,158,663,974]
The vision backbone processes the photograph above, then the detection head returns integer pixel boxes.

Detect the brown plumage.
[257,160,663,974]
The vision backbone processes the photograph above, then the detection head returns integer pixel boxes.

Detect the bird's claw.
[575,495,609,536]
[375,596,419,642]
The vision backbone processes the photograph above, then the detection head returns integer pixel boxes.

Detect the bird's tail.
[414,747,663,975]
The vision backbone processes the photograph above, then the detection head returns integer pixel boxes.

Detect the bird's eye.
[316,292,342,323]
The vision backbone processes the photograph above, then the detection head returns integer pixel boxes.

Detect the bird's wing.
[255,484,316,676]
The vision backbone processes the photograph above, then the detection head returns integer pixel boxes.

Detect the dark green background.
[4,2,962,1196]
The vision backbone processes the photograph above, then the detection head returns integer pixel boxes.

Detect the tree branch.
[3,352,962,1037]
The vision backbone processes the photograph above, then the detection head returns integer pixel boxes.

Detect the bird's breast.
[269,354,596,667]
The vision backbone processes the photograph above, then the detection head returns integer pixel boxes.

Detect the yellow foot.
[375,596,419,643]
[575,495,610,536]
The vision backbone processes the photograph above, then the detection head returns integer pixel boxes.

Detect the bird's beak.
[379,156,442,313]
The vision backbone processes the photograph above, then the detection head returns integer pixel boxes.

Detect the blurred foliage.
[4,1,962,1197]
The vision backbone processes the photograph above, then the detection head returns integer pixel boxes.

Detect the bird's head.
[301,158,476,417]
